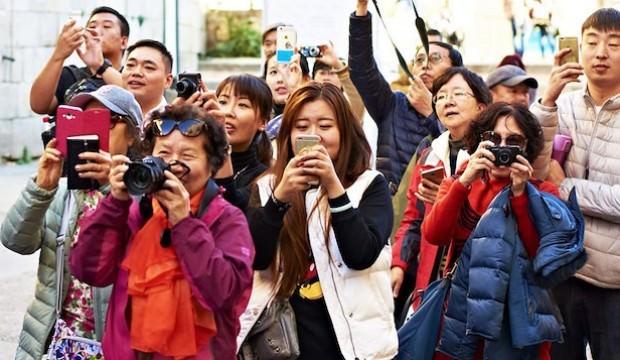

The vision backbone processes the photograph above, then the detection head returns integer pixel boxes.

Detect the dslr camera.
[299,46,322,58]
[123,156,170,195]
[489,145,521,167]
[176,72,202,99]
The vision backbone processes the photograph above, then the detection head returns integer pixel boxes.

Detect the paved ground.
[0,163,39,358]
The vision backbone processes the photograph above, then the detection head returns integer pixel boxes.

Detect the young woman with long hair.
[239,82,397,360]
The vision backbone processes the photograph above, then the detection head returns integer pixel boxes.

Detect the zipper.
[583,96,606,180]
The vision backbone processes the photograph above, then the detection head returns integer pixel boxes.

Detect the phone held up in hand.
[67,135,99,190]
[558,36,579,65]
[276,25,297,63]
[295,134,321,186]
[420,166,444,185]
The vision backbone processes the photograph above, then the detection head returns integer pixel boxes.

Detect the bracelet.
[334,63,349,75]
[330,202,352,214]
[271,193,290,212]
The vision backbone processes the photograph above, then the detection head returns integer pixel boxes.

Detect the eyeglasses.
[481,131,527,148]
[432,90,475,105]
[414,52,443,66]
[150,118,205,137]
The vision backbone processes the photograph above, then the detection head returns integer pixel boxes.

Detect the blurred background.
[0,0,617,356]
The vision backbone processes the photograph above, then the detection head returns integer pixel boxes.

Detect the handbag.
[395,265,456,360]
[47,193,104,360]
[239,299,300,360]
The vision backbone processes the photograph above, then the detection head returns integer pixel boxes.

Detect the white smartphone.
[276,25,297,63]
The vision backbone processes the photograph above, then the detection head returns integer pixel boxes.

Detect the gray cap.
[486,65,538,89]
[69,85,143,127]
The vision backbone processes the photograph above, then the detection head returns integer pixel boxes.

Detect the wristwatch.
[95,59,112,76]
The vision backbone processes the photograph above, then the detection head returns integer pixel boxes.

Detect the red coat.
[392,132,470,309]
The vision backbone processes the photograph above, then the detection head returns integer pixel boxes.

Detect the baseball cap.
[486,65,538,89]
[69,85,143,127]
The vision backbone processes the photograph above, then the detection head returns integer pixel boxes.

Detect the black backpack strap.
[66,65,91,82]
[197,179,220,218]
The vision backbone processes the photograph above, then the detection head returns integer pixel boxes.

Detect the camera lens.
[176,78,197,99]
[124,157,168,195]
[308,46,320,57]
[499,152,510,165]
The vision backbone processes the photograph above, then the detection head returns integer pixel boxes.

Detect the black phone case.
[67,138,99,190]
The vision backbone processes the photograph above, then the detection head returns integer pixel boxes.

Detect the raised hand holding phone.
[276,25,297,63]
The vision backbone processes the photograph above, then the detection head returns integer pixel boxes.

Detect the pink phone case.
[55,105,110,157]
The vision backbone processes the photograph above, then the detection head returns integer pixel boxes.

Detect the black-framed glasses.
[481,131,527,148]
[414,52,443,66]
[151,118,205,137]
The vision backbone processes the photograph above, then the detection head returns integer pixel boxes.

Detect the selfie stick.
[371,0,429,81]
[411,0,430,56]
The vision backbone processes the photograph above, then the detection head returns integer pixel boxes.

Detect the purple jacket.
[69,192,255,360]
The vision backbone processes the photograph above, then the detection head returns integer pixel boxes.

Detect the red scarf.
[122,189,216,358]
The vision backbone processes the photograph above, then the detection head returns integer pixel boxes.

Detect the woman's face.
[290,99,340,160]
[489,115,526,179]
[266,56,301,105]
[85,100,134,155]
[217,84,264,152]
[152,129,210,196]
[434,74,485,140]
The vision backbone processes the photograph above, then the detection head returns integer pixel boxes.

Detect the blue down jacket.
[438,183,586,359]
[348,12,440,194]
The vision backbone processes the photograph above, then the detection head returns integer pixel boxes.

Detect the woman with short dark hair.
[391,67,492,312]
[423,103,584,359]
[69,104,255,359]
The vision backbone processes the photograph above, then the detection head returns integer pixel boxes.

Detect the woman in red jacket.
[391,67,492,311]
[422,102,558,360]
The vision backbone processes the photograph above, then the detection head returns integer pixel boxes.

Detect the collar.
[231,143,262,175]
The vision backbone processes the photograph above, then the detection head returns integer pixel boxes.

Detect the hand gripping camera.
[175,72,202,99]
[123,156,171,195]
[489,145,521,167]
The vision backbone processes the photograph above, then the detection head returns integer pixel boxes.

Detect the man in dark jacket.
[349,0,463,193]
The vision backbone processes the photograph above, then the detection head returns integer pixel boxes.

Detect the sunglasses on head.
[151,118,205,137]
[481,131,527,148]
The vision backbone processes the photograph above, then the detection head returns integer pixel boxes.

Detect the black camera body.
[176,72,202,99]
[299,46,322,58]
[123,156,170,195]
[489,145,522,167]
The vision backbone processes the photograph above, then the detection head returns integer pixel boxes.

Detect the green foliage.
[209,16,261,58]
[17,146,30,165]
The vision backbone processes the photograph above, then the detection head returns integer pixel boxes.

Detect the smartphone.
[66,135,99,190]
[559,37,579,65]
[294,134,320,155]
[295,134,320,186]
[276,25,297,63]
[56,105,110,157]
[420,166,445,185]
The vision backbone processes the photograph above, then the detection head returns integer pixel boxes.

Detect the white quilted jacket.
[531,88,620,288]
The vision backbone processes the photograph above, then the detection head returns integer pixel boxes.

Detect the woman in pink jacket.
[70,104,255,359]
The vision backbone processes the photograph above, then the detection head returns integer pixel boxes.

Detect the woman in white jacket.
[240,82,397,360]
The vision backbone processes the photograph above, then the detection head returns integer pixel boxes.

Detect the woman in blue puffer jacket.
[422,103,586,359]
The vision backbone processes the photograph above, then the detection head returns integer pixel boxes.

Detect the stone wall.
[0,0,205,159]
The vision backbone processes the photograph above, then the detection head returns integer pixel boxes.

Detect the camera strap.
[197,179,220,218]
[370,0,429,81]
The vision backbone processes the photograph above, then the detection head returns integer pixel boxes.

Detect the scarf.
[122,189,216,358]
